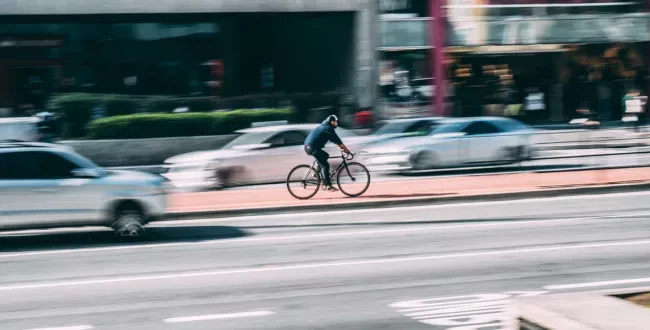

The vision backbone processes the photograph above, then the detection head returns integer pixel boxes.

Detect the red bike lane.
[168,167,650,214]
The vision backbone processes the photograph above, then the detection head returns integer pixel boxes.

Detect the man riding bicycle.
[304,115,351,192]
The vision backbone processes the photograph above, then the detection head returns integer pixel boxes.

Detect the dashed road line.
[545,277,650,290]
[1,239,649,291]
[163,310,274,323]
[26,325,94,330]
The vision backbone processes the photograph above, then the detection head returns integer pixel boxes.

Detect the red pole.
[431,0,446,116]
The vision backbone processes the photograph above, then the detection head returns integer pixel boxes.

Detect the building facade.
[378,0,650,122]
[0,0,377,117]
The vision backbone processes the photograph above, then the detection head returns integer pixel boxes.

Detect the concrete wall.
[62,135,237,167]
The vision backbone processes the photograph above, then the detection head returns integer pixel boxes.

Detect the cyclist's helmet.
[324,114,338,125]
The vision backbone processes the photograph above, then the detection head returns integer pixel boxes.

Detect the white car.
[361,117,534,172]
[0,141,169,236]
[163,124,361,190]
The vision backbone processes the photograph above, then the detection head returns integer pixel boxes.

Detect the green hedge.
[51,93,218,137]
[86,108,295,139]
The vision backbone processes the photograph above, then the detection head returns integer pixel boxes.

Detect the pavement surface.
[169,167,650,214]
[2,191,650,329]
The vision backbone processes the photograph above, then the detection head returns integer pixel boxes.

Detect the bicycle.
[286,151,371,200]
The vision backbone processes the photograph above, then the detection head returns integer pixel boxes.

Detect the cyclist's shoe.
[325,185,339,192]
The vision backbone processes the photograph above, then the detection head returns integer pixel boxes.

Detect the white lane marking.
[545,277,650,290]
[2,211,649,259]
[164,310,274,323]
[27,326,94,330]
[391,291,548,328]
[166,190,650,224]
[1,239,649,292]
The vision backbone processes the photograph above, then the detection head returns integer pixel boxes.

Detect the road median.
[165,167,650,220]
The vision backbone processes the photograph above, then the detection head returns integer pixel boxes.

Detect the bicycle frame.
[310,152,356,184]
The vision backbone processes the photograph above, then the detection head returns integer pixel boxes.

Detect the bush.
[86,108,295,139]
[50,93,97,138]
[51,93,220,137]
[51,93,138,137]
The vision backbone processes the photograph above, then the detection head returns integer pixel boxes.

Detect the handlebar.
[341,150,355,161]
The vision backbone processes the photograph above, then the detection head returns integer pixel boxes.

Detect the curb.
[165,181,650,220]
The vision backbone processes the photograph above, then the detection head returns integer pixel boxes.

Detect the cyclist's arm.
[328,129,350,153]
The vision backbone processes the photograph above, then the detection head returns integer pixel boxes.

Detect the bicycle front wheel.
[337,162,371,197]
[287,165,321,200]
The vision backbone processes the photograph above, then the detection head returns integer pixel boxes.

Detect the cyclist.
[304,115,351,192]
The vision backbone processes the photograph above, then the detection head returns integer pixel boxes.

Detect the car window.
[406,121,438,136]
[0,151,80,179]
[497,118,529,132]
[282,131,306,146]
[0,153,9,179]
[266,131,306,147]
[462,122,502,135]
[431,122,467,135]
[374,121,413,135]
[224,132,275,149]
[266,133,285,147]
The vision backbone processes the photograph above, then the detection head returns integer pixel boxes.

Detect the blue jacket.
[304,120,343,150]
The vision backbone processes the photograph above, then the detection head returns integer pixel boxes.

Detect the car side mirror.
[72,168,102,178]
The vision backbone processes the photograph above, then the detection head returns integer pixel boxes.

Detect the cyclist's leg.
[313,149,331,187]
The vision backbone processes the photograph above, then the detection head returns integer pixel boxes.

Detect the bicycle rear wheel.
[287,165,321,200]
[337,162,371,197]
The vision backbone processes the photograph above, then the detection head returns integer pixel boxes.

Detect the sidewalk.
[168,167,650,214]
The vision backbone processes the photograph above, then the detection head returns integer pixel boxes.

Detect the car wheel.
[502,146,525,165]
[412,151,436,171]
[112,204,146,237]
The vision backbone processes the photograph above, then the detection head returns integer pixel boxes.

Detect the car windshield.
[374,121,417,135]
[223,132,275,149]
[498,119,529,132]
[430,122,467,135]
[60,150,101,169]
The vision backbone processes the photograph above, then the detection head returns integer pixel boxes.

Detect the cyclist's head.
[324,114,339,128]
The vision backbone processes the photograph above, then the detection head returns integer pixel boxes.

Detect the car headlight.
[169,160,221,173]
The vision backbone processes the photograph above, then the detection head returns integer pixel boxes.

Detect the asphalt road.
[2,191,650,329]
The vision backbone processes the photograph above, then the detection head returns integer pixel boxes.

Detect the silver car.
[163,124,360,190]
[0,141,169,236]
[362,117,534,172]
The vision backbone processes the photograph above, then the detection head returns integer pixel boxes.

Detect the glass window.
[0,153,10,180]
[281,131,307,146]
[463,122,502,135]
[431,121,467,135]
[497,118,529,132]
[0,151,80,179]
[224,132,275,149]
[379,20,430,49]
[374,121,414,135]
[406,120,438,135]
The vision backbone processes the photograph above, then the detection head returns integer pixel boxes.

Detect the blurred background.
[0,0,647,129]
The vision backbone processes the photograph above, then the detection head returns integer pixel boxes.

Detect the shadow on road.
[0,225,249,253]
